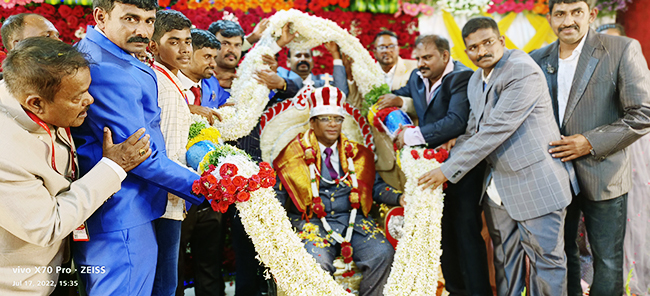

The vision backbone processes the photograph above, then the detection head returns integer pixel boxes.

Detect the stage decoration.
[384,146,448,296]
[211,9,385,141]
[440,0,491,16]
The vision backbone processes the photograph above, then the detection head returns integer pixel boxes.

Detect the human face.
[289,50,313,78]
[464,28,505,74]
[373,35,399,70]
[414,42,449,84]
[94,2,156,54]
[215,33,242,69]
[37,67,94,128]
[186,47,218,81]
[13,15,60,49]
[150,29,192,74]
[310,115,344,147]
[548,1,597,46]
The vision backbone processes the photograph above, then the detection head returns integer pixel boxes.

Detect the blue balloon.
[186,140,217,171]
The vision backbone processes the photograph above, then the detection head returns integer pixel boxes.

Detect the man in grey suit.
[419,17,574,296]
[530,0,650,295]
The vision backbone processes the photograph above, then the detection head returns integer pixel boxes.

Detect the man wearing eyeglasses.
[273,85,402,296]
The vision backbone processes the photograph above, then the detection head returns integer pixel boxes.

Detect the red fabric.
[620,3,650,68]
[190,86,201,105]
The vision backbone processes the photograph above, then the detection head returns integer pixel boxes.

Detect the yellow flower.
[186,127,222,150]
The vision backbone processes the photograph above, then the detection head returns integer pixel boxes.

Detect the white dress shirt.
[178,70,202,104]
[318,141,340,177]
[403,59,455,146]
[557,31,588,126]
[384,64,397,86]
[481,68,502,205]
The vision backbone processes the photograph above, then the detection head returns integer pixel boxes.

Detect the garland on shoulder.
[384,146,448,296]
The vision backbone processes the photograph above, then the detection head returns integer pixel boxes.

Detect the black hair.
[374,30,398,43]
[152,10,192,43]
[1,13,34,50]
[596,23,626,36]
[3,37,89,103]
[548,0,596,13]
[93,0,157,13]
[207,20,245,43]
[462,17,500,44]
[286,48,313,58]
[191,28,221,51]
[414,35,450,55]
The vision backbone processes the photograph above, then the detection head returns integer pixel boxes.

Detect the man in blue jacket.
[71,0,205,294]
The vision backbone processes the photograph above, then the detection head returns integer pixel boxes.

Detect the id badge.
[73,222,90,241]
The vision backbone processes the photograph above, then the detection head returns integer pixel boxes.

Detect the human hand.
[376,93,403,110]
[439,138,457,151]
[324,41,341,59]
[246,18,270,44]
[549,134,592,162]
[214,71,238,89]
[341,52,354,81]
[188,105,223,125]
[102,127,151,172]
[394,124,407,150]
[254,69,285,90]
[398,195,406,207]
[417,168,448,190]
[276,22,298,48]
[262,54,278,72]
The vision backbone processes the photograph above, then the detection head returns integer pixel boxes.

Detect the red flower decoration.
[312,203,326,218]
[345,143,354,158]
[410,150,420,160]
[434,148,449,163]
[232,176,247,189]
[219,163,238,178]
[191,180,204,195]
[423,149,435,160]
[248,179,261,191]
[236,191,251,202]
[260,176,276,188]
[221,177,233,187]
[226,184,237,194]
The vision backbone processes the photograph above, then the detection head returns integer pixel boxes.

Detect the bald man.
[1,13,60,50]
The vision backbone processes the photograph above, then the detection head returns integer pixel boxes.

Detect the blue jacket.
[277,64,349,96]
[72,26,203,234]
[199,76,230,109]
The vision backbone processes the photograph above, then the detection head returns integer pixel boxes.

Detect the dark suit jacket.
[199,76,230,109]
[277,64,349,96]
[393,61,474,148]
[530,29,650,201]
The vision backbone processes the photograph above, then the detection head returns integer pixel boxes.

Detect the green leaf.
[361,83,391,116]
[188,122,207,140]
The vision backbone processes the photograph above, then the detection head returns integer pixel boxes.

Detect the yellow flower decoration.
[186,127,222,150]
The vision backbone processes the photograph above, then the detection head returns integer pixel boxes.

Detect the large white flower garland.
[384,147,445,296]
[213,9,385,141]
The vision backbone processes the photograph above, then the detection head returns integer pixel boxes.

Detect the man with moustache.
[1,13,60,51]
[530,0,650,294]
[277,42,349,95]
[377,34,492,296]
[178,29,230,111]
[72,0,209,294]
[0,37,151,296]
[419,17,575,296]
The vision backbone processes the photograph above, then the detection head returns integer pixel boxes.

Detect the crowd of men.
[0,0,648,295]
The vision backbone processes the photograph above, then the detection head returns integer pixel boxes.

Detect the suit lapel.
[542,42,560,126]
[476,50,511,129]
[563,31,600,127]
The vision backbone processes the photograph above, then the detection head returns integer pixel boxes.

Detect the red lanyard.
[26,111,77,180]
[152,64,190,105]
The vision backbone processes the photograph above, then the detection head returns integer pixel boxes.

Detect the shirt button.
[325,189,329,193]
[330,198,335,202]
[331,211,335,215]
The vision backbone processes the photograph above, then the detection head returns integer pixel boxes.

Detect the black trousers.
[441,161,493,296]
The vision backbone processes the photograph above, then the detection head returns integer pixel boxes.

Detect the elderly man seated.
[272,85,402,296]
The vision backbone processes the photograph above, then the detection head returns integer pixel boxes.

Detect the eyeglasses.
[375,44,398,51]
[316,116,345,124]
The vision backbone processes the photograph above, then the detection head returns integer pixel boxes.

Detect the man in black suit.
[377,34,492,296]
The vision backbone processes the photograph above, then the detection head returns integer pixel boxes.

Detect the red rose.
[220,177,233,187]
[226,184,237,194]
[219,163,238,178]
[232,176,247,189]
[351,202,360,209]
[345,143,354,157]
[210,199,221,212]
[58,5,73,18]
[218,201,229,213]
[192,180,203,195]
[248,179,261,191]
[443,182,448,190]
[434,148,449,163]
[410,150,420,160]
[260,177,275,188]
[71,5,85,17]
[312,197,322,204]
[206,174,217,184]
[312,203,325,218]
[423,149,435,160]
[236,191,251,202]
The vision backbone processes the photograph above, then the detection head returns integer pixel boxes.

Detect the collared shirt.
[177,70,202,104]
[153,61,193,220]
[482,67,502,205]
[403,59,455,146]
[384,64,397,86]
[557,31,588,126]
[318,141,340,176]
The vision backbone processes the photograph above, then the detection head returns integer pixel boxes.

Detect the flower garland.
[440,0,491,16]
[384,146,448,296]
[302,130,359,276]
[211,9,385,141]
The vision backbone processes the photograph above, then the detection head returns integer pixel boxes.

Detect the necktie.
[190,86,201,105]
[324,147,338,180]
[483,81,487,92]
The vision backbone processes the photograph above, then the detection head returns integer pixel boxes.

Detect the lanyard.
[152,64,190,105]
[26,111,77,180]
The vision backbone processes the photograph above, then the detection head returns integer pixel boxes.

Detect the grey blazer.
[530,29,650,201]
[441,49,573,221]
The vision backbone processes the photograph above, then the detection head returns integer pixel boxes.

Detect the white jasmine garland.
[212,9,384,141]
[440,0,491,16]
[384,147,445,296]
